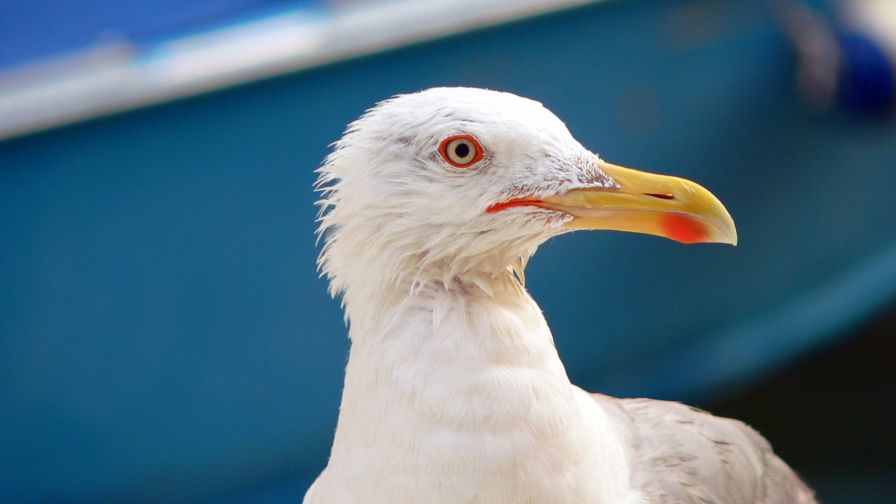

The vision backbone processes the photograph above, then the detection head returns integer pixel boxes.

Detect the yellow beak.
[540,161,737,245]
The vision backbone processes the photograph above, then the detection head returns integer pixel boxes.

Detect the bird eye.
[439,135,484,168]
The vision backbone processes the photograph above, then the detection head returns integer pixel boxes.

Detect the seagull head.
[317,87,735,297]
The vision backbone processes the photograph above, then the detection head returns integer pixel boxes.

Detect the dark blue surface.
[836,30,896,113]
[0,0,318,70]
[2,0,896,501]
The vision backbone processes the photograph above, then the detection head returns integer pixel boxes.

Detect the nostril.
[644,192,675,200]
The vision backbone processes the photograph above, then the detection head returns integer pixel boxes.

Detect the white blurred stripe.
[0,0,598,140]
[842,0,896,58]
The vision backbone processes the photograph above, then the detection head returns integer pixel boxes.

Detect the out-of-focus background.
[1,0,894,501]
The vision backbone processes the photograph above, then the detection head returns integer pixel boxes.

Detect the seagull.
[305,87,816,504]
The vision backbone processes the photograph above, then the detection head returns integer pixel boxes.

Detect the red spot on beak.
[486,198,545,213]
[661,214,708,244]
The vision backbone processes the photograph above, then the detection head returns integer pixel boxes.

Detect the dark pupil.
[453,142,470,159]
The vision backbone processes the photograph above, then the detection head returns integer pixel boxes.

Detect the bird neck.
[343,269,567,374]
[340,271,577,434]
[320,274,630,502]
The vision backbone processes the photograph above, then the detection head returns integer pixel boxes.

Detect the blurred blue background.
[0,0,317,70]
[1,0,895,502]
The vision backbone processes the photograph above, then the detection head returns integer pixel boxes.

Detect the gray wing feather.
[592,394,817,504]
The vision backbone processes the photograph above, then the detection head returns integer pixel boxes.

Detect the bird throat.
[320,275,616,501]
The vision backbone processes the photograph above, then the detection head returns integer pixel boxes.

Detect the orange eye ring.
[438,134,484,168]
